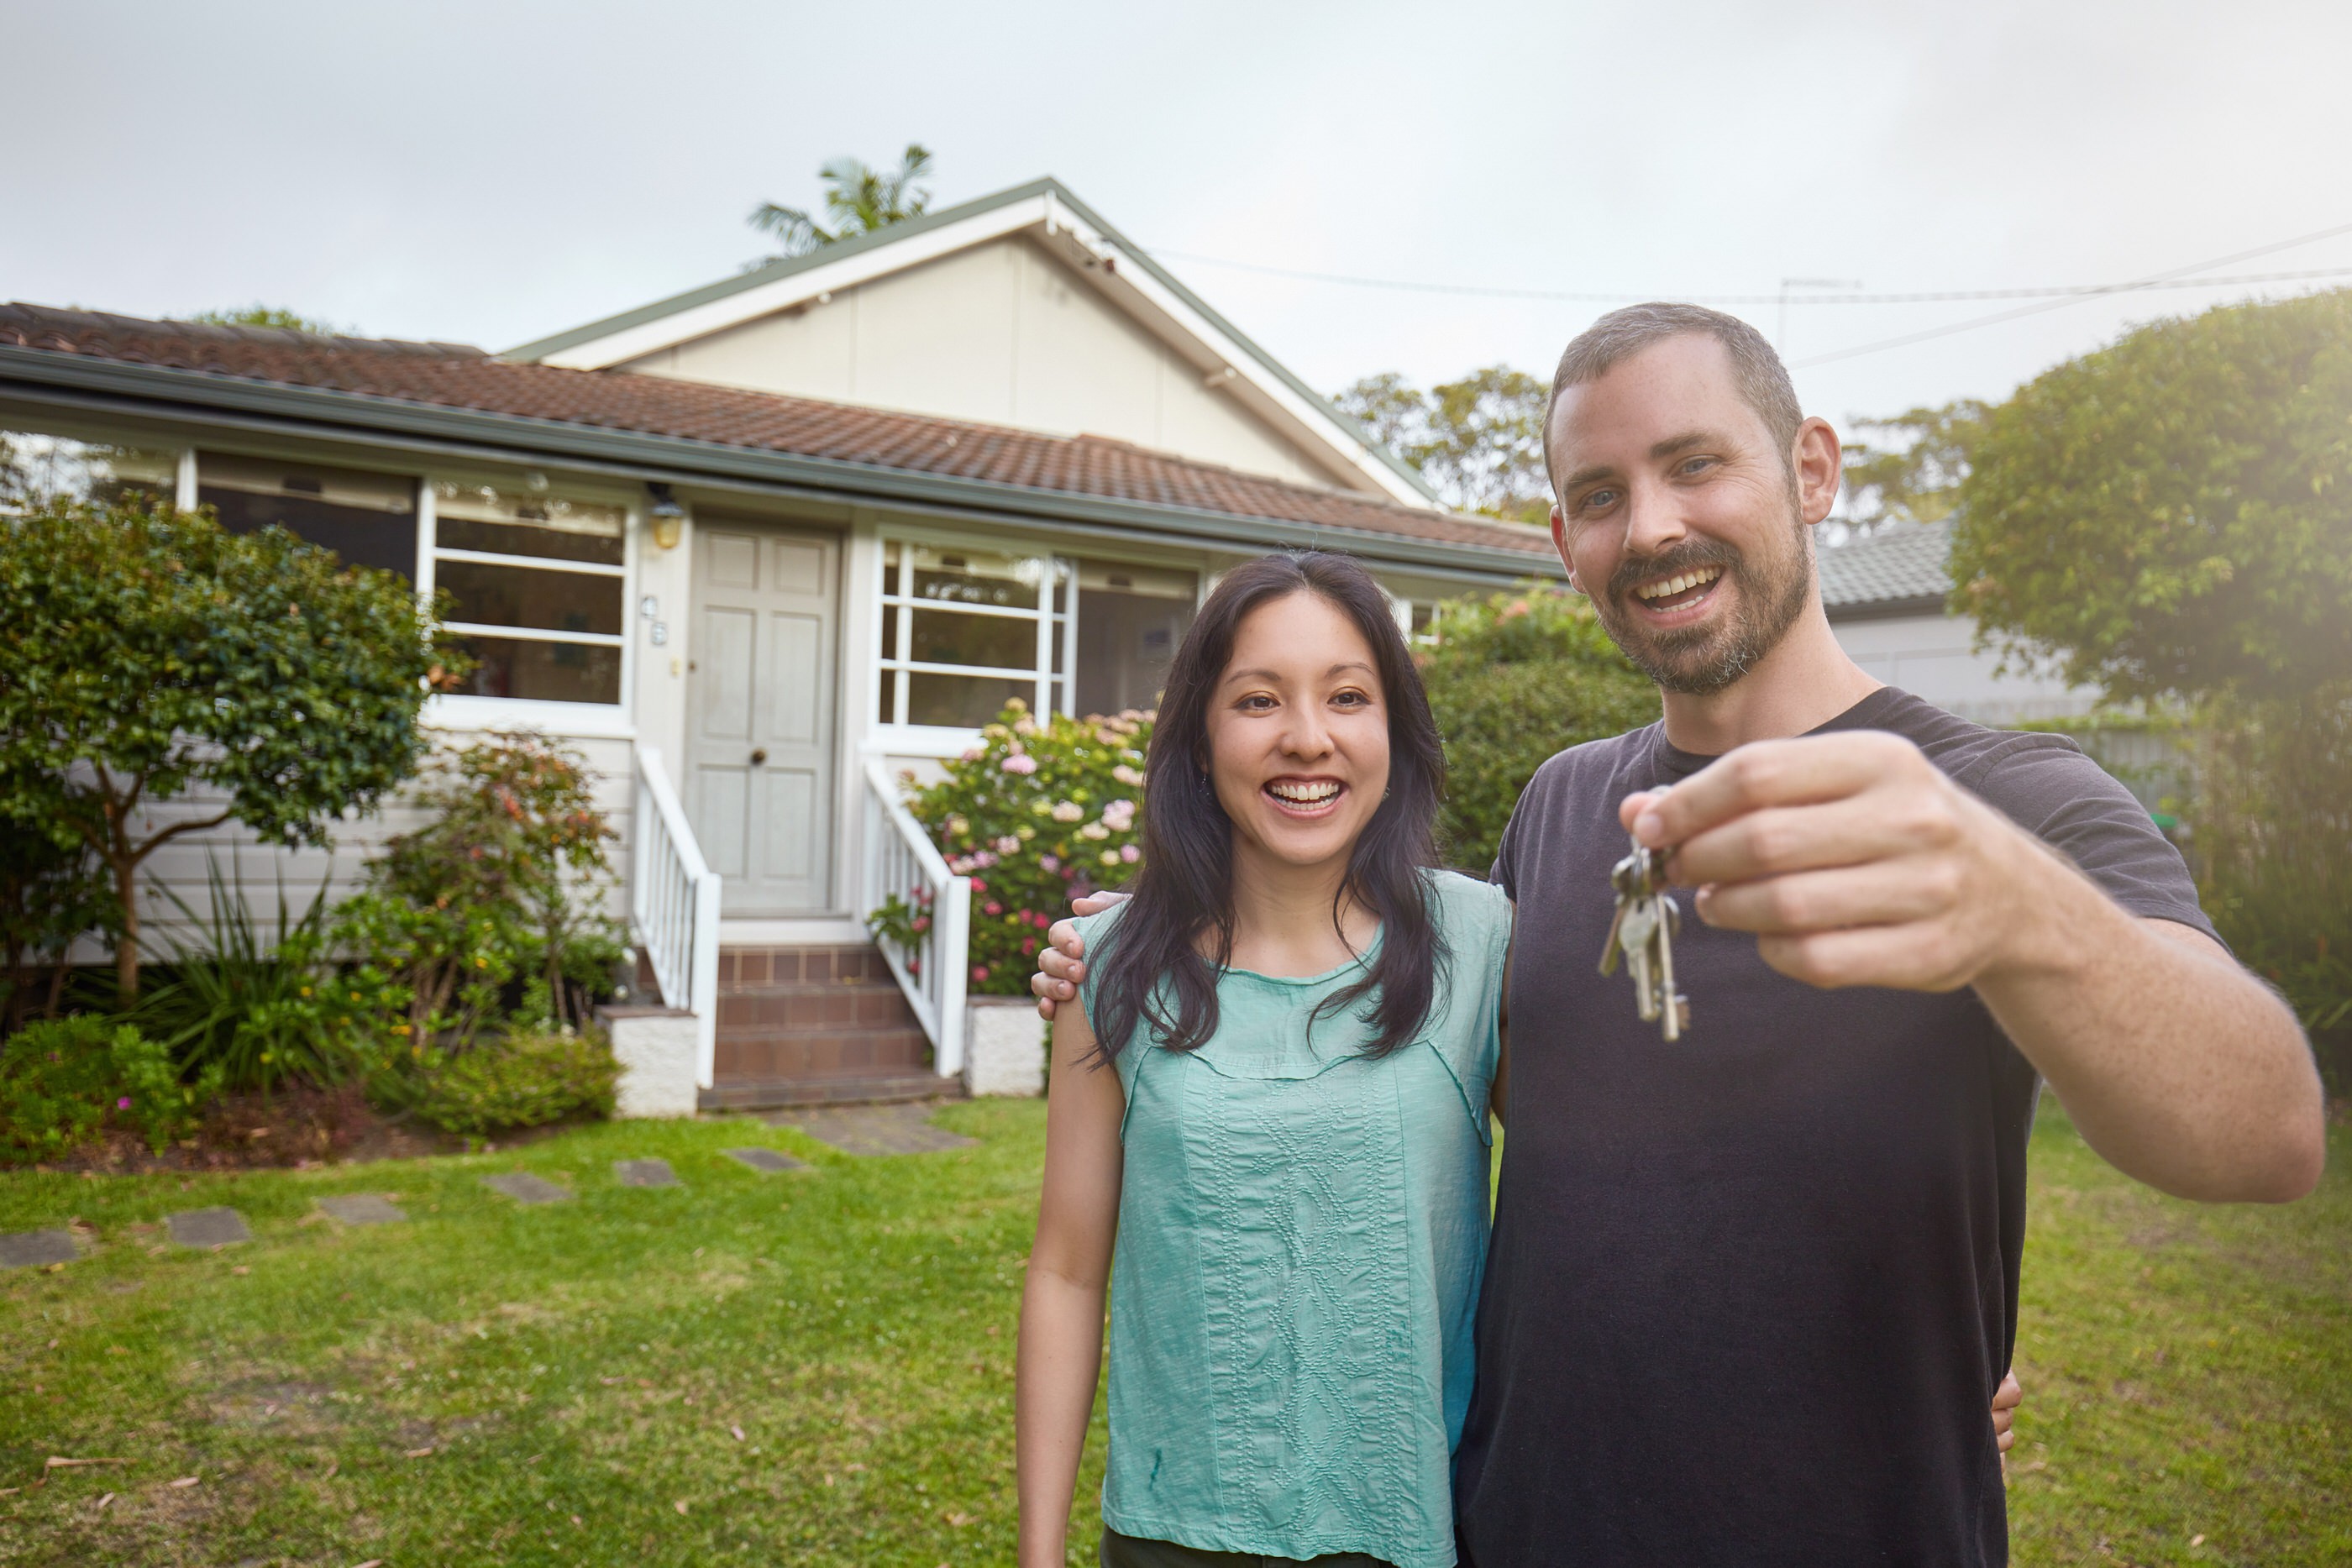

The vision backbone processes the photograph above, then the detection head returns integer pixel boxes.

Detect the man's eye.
[1677,456,1714,475]
[1581,488,1619,511]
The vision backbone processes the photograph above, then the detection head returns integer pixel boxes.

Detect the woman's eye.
[1331,690,1369,708]
[1236,694,1277,711]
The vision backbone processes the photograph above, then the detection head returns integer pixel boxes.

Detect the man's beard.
[1588,508,1815,696]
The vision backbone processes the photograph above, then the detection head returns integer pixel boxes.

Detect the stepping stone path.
[614,1158,680,1188]
[0,1229,79,1269]
[167,1207,252,1248]
[317,1194,407,1226]
[722,1147,806,1174]
[765,1102,976,1157]
[481,1173,571,1204]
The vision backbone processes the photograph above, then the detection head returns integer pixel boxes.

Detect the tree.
[0,497,457,999]
[1952,291,2352,704]
[188,305,342,335]
[748,144,935,262]
[1335,365,1551,522]
[1838,398,1988,536]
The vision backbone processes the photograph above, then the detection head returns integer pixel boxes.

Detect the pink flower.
[1000,753,1038,775]
[1038,855,1059,873]
[1021,937,1038,956]
[984,900,1003,916]
[972,964,991,983]
[969,876,988,892]
[959,747,984,762]
[1121,844,1141,863]
[994,835,1021,855]
[911,915,931,934]
[117,1096,132,1109]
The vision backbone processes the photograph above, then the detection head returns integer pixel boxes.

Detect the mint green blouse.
[1075,871,1512,1568]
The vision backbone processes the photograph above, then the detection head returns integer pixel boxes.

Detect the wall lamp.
[647,482,685,550]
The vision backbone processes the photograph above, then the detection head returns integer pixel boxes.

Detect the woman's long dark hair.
[1089,551,1447,1063]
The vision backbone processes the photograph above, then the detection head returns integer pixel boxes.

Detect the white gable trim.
[538,193,1053,373]
[528,189,1435,510]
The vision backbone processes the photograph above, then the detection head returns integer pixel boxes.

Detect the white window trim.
[418,473,639,731]
[870,530,1073,740]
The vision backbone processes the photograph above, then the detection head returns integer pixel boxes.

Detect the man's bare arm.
[1633,733,2324,1204]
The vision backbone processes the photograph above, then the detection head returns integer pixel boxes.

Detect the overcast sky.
[8,0,2349,445]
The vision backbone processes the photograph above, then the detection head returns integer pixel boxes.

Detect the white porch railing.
[861,758,971,1078]
[630,747,723,1089]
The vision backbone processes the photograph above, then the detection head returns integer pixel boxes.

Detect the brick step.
[714,1025,932,1084]
[719,945,890,992]
[699,1072,953,1111]
[717,983,920,1032]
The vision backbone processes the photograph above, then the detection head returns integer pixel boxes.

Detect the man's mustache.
[1604,539,1746,605]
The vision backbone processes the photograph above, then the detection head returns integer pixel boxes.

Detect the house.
[0,178,1556,1109]
[1819,517,2094,725]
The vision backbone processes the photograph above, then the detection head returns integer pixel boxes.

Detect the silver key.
[1599,818,1693,1041]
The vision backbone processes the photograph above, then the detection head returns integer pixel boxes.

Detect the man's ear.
[1793,417,1842,527]
[1549,504,1586,595]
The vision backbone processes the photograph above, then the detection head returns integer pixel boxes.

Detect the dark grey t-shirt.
[1453,687,2215,1568]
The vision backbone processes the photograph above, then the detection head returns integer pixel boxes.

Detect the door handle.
[749,749,768,766]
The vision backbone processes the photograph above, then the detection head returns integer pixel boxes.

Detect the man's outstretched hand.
[1032,892,1127,1020]
[1620,731,2059,995]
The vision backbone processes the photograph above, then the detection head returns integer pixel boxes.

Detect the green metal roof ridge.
[498,176,1439,505]
[0,346,1547,579]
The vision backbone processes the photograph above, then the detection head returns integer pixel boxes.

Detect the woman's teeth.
[1267,780,1340,804]
[1635,566,1724,605]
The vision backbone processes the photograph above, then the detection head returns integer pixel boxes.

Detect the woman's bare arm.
[1016,994,1126,1568]
[1489,912,1514,1129]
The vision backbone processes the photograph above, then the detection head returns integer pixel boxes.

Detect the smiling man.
[1442,303,2324,1566]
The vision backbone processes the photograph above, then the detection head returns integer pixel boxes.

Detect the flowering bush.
[869,699,1149,996]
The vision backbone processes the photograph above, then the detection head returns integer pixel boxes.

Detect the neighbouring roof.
[0,303,1553,568]
[499,177,1437,506]
[1819,517,1956,615]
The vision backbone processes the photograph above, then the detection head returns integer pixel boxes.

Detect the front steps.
[696,945,953,1110]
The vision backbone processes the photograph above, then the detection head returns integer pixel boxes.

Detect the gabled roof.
[501,178,1441,508]
[0,303,1552,573]
[1819,517,1956,616]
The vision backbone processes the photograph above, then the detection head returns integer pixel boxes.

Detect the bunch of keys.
[1599,816,1692,1041]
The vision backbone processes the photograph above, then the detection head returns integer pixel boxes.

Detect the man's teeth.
[1268,780,1340,803]
[1635,566,1724,601]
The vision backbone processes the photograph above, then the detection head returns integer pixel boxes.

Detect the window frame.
[869,530,1074,753]
[417,475,640,737]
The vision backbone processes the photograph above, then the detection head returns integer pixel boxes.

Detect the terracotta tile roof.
[1819,517,1956,611]
[0,302,1553,560]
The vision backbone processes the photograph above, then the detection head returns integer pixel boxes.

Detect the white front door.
[685,518,840,915]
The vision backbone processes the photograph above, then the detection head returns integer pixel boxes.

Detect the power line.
[1142,248,2352,309]
[1788,218,2352,367]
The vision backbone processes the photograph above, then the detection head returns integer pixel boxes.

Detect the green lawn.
[0,1101,2344,1566]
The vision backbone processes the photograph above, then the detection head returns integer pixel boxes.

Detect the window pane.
[881,605,904,659]
[906,545,1041,610]
[438,559,623,636]
[433,481,625,564]
[909,606,1038,672]
[1,429,176,511]
[906,672,1035,728]
[452,636,622,705]
[1077,560,1197,717]
[199,454,417,577]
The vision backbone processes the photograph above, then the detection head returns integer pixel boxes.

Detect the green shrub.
[2188,686,2352,1093]
[1420,585,1658,873]
[396,1027,619,1136]
[869,699,1147,996]
[333,735,626,1050]
[137,862,374,1093]
[0,1016,218,1162]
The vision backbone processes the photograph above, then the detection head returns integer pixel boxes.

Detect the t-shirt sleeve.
[1963,737,2221,944]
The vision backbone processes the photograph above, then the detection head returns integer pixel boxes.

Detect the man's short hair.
[1544,302,1804,491]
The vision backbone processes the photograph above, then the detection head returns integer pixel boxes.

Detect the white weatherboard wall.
[1831,611,2096,725]
[623,236,1336,492]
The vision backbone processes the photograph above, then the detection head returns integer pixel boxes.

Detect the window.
[1074,559,1196,716]
[198,454,417,577]
[433,481,627,706]
[1408,601,1441,646]
[875,540,1070,728]
[0,428,176,512]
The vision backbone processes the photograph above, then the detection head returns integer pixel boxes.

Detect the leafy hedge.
[0,1016,215,1162]
[1420,585,1657,873]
